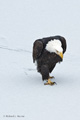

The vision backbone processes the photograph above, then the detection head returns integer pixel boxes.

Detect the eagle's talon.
[49,76,55,79]
[44,83,49,85]
[50,82,57,85]
[44,82,56,85]
[44,79,57,85]
[53,82,57,85]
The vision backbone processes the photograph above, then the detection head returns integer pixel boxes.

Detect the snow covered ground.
[0,0,80,120]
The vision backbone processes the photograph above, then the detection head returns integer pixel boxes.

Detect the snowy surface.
[0,0,80,120]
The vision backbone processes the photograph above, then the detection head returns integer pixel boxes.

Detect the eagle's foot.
[44,79,56,85]
[49,76,55,79]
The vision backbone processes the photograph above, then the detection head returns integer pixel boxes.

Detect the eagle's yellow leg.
[44,79,56,85]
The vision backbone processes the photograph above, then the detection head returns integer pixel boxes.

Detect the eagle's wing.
[33,40,43,63]
[59,36,67,54]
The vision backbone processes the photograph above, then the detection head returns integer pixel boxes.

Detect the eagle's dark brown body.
[33,36,67,81]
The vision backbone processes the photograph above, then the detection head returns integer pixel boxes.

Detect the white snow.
[0,0,80,120]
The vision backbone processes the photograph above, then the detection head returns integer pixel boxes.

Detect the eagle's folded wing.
[33,40,43,63]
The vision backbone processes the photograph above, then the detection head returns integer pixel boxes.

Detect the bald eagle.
[33,36,67,85]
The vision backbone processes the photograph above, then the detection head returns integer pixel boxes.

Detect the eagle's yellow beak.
[58,52,63,59]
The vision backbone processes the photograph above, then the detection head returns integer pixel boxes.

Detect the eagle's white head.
[45,39,63,59]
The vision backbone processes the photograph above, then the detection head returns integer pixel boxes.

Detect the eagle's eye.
[56,50,59,53]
